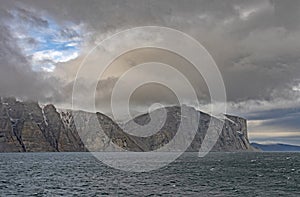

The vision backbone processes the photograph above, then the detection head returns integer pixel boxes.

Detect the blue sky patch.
[9,8,82,72]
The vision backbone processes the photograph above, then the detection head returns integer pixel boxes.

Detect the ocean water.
[0,152,299,196]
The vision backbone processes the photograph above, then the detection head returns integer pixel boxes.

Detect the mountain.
[251,142,300,152]
[121,106,255,152]
[0,97,255,152]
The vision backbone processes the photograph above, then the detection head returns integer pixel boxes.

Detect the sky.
[0,0,300,145]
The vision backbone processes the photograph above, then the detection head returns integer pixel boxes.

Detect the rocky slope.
[0,97,255,152]
[0,97,85,152]
[120,106,255,152]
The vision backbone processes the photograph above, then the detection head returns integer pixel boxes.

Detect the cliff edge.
[0,97,255,152]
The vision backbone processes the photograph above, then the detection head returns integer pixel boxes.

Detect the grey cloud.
[272,0,300,30]
[247,108,300,131]
[1,0,300,139]
[15,8,49,28]
[15,1,300,103]
[0,8,64,103]
[58,28,81,41]
[263,115,300,130]
[246,108,300,121]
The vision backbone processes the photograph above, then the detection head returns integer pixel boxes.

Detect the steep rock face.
[2,97,27,151]
[0,100,23,152]
[212,115,252,151]
[121,106,196,151]
[59,110,112,152]
[21,117,55,152]
[22,101,55,152]
[0,98,86,152]
[121,106,255,152]
[43,104,85,152]
[0,97,255,152]
[59,111,142,152]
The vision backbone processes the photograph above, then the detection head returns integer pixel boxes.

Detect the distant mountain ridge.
[0,97,256,152]
[251,142,300,152]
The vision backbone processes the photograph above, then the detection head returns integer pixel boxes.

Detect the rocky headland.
[0,97,255,152]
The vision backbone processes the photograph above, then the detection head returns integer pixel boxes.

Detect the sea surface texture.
[0,152,299,196]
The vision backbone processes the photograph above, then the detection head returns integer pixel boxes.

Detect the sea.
[0,152,299,196]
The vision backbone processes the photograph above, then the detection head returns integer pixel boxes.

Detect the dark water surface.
[0,152,299,196]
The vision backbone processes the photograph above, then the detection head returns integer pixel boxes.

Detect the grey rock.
[0,97,255,152]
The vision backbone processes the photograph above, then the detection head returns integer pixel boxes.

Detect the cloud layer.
[1,0,300,143]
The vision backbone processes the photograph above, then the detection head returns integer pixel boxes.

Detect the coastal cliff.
[0,97,255,152]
